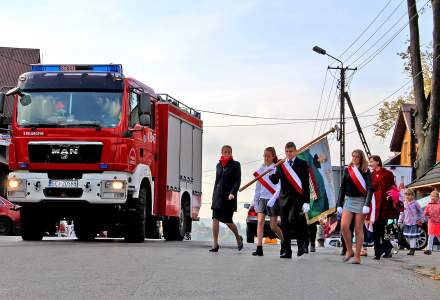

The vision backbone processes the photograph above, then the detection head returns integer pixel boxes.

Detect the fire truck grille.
[28,143,103,164]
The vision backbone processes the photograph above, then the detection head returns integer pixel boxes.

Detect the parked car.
[0,197,20,235]
[245,203,279,243]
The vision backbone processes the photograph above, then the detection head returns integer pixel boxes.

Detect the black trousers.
[373,219,393,257]
[280,200,308,254]
[306,222,318,247]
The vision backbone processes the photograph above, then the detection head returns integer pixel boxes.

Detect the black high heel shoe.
[237,236,244,251]
[209,245,219,252]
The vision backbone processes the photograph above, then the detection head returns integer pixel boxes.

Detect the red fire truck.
[0,64,203,242]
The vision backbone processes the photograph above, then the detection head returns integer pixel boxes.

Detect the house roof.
[407,162,440,190]
[0,47,40,92]
[389,103,415,152]
[384,153,401,165]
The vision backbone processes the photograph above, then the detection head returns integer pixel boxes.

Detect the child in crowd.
[423,190,440,255]
[398,188,424,256]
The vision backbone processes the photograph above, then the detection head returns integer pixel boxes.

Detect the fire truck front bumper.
[7,171,130,204]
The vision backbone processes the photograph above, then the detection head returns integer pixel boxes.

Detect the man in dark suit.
[270,142,310,258]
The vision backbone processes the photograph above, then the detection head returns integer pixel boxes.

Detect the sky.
[0,0,435,222]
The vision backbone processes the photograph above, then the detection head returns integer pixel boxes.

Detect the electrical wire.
[358,52,440,116]
[312,69,329,137]
[342,0,406,64]
[337,0,395,60]
[355,0,431,70]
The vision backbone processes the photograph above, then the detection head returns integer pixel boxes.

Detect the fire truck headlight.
[102,180,126,191]
[7,178,26,192]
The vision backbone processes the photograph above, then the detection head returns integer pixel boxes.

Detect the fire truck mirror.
[19,93,32,107]
[140,93,152,115]
[0,93,5,114]
[139,114,151,127]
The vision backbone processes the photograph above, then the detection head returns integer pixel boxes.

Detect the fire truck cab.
[0,64,202,242]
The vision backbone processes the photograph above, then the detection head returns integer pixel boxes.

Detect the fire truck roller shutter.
[180,122,193,185]
[192,127,202,219]
[166,116,180,191]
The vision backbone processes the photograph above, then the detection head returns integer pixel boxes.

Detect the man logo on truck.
[52,147,79,159]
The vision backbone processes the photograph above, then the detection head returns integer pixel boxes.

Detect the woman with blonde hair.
[337,149,372,264]
[251,147,284,256]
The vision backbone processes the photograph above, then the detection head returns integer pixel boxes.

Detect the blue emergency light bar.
[31,64,123,73]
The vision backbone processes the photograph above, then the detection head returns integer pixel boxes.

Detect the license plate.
[48,180,78,188]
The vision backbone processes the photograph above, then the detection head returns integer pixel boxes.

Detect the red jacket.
[370,168,399,220]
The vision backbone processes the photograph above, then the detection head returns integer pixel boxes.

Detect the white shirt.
[253,163,281,204]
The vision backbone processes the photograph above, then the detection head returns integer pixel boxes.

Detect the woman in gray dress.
[337,149,372,264]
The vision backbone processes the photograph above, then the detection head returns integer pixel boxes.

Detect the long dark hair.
[264,147,278,163]
[369,155,383,167]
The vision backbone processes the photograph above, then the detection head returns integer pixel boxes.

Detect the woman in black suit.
[210,145,243,252]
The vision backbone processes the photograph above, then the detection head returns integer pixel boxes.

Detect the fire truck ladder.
[344,92,371,158]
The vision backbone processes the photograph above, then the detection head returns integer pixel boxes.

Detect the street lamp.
[313,45,345,182]
[312,46,343,66]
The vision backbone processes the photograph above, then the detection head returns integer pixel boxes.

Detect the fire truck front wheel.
[21,206,44,241]
[124,185,147,243]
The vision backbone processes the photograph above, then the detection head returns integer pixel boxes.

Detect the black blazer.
[269,158,310,208]
[337,166,373,208]
[211,159,241,211]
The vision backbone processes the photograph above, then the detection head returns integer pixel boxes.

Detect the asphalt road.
[0,236,438,300]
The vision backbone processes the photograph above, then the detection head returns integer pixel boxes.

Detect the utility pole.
[328,65,357,182]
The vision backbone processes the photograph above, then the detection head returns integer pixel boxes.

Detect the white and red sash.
[280,160,303,195]
[253,170,277,195]
[347,166,367,195]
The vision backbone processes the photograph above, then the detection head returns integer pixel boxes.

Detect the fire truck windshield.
[17,91,122,128]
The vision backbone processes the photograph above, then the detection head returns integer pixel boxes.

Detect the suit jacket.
[269,157,310,208]
[211,159,241,211]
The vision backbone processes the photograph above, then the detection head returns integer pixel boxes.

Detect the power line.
[356,0,431,71]
[317,70,337,135]
[312,69,329,137]
[342,0,406,64]
[359,52,440,116]
[337,0,395,60]
[204,113,378,128]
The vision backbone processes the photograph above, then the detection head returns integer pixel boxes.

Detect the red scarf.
[220,156,233,168]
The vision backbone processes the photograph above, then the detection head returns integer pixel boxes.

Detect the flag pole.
[238,127,336,193]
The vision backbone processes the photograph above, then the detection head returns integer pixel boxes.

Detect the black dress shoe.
[280,252,292,259]
[383,248,392,258]
[280,243,286,255]
[297,249,305,257]
[237,236,244,251]
[373,256,381,260]
[310,244,316,253]
[252,246,263,256]
[209,246,219,252]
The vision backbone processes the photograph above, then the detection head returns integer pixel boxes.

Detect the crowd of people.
[208,142,440,263]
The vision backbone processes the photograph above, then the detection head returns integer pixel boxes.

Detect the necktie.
[289,160,293,167]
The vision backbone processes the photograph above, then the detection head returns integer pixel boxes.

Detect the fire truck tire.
[75,217,97,241]
[21,206,44,241]
[124,186,147,243]
[163,201,190,241]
